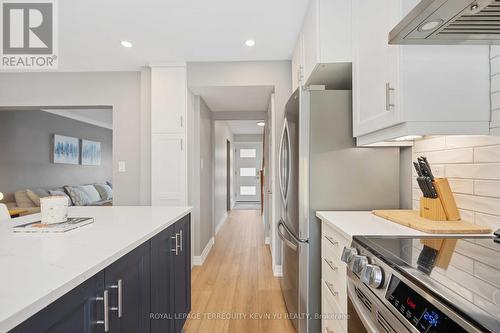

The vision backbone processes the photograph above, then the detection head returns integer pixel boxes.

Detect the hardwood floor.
[184,210,296,333]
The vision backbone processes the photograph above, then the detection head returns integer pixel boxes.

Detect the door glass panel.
[240,186,256,196]
[240,167,256,177]
[240,148,257,158]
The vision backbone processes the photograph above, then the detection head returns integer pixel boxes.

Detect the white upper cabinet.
[353,0,491,145]
[292,0,351,89]
[150,64,187,206]
[151,66,186,134]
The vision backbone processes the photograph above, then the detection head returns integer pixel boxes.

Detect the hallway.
[184,210,295,333]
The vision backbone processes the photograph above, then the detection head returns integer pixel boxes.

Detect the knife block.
[419,178,460,221]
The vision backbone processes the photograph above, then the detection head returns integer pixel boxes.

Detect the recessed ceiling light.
[257,121,265,127]
[121,40,133,48]
[245,39,255,47]
[417,19,443,32]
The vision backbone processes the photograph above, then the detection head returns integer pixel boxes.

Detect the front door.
[235,142,262,202]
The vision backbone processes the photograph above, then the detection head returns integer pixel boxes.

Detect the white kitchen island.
[0,206,192,333]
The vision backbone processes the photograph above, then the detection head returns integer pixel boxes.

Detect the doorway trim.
[226,139,231,211]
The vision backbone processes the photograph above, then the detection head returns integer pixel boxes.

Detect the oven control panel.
[385,276,466,333]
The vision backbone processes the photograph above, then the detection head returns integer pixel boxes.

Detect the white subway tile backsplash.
[492,73,500,93]
[412,134,500,312]
[448,178,474,194]
[421,148,473,164]
[492,110,500,129]
[413,136,446,153]
[475,145,500,163]
[446,135,500,148]
[491,45,500,58]
[491,55,500,75]
[445,164,500,180]
[475,180,500,197]
[454,194,500,216]
[492,91,500,111]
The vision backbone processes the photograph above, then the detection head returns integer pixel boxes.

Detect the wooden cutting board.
[373,210,492,234]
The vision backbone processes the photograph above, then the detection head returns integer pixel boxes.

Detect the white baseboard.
[193,237,215,266]
[215,212,228,235]
[265,236,270,245]
[273,264,283,277]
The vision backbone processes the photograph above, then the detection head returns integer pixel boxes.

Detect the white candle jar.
[40,196,69,224]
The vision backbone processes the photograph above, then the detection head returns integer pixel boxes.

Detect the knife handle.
[413,162,423,177]
[425,177,438,198]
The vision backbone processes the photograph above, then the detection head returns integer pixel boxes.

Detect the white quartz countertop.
[0,206,191,332]
[315,211,491,240]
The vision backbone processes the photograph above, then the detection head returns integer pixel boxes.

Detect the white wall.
[490,46,500,134]
[411,135,500,318]
[188,61,291,267]
[0,72,142,205]
[213,121,234,233]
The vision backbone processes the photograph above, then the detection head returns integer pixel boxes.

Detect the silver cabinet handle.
[323,258,338,271]
[95,290,109,332]
[385,82,395,111]
[179,229,183,252]
[324,235,338,246]
[171,233,179,255]
[325,281,339,297]
[110,279,122,318]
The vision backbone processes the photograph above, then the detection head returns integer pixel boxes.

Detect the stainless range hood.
[389,0,500,44]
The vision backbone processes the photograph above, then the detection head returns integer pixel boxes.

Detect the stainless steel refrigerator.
[277,88,400,333]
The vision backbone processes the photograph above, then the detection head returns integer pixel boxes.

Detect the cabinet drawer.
[322,280,347,333]
[322,256,347,306]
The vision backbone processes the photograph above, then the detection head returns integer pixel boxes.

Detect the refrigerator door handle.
[278,220,298,252]
[284,118,292,205]
[278,120,288,206]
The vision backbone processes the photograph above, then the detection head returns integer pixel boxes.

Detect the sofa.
[3,181,113,216]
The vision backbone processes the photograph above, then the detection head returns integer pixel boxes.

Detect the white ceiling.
[226,120,264,135]
[190,85,274,111]
[41,108,113,129]
[54,0,309,71]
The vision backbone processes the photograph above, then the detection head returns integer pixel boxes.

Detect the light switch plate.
[118,161,126,173]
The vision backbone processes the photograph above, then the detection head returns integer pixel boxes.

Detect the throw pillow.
[48,190,72,206]
[94,184,113,201]
[14,190,36,208]
[79,185,101,203]
[26,188,50,207]
[64,186,91,206]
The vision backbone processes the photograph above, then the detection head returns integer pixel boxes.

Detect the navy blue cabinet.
[150,214,191,333]
[9,214,191,333]
[106,242,150,333]
[10,272,106,333]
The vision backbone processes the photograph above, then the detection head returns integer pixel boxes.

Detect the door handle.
[171,233,179,255]
[179,229,183,252]
[109,279,122,318]
[385,82,395,111]
[278,120,287,207]
[277,221,298,252]
[95,290,109,332]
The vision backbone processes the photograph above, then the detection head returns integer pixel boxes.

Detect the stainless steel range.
[342,235,500,333]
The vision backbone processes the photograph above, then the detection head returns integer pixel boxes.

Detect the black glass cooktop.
[354,235,500,333]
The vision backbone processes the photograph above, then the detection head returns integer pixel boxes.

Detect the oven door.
[347,273,411,333]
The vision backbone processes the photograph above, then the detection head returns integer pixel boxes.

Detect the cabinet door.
[11,272,105,333]
[173,215,191,333]
[105,243,150,333]
[151,134,187,206]
[291,34,304,91]
[151,66,186,134]
[150,224,176,333]
[352,0,401,137]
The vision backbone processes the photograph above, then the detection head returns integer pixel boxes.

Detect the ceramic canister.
[40,196,69,224]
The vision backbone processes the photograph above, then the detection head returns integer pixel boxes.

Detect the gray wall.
[199,98,213,252]
[0,110,112,200]
[213,121,234,231]
[233,134,263,142]
[0,72,141,205]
